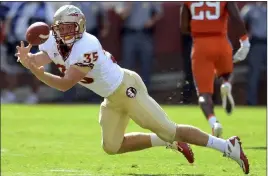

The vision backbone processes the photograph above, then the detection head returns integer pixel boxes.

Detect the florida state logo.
[126,87,137,98]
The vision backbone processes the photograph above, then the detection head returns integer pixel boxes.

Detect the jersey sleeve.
[38,31,55,59]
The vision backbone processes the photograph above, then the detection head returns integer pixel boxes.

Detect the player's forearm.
[31,51,52,67]
[233,19,248,37]
[33,71,74,92]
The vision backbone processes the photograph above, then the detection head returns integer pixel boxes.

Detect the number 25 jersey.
[185,1,228,37]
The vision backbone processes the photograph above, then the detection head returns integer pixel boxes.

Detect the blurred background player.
[241,2,267,106]
[1,2,54,104]
[181,2,250,137]
[116,2,162,89]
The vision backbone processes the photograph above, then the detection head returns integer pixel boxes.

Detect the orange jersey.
[185,2,228,37]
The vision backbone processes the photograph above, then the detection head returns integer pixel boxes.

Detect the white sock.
[150,133,167,147]
[208,116,217,128]
[206,135,227,153]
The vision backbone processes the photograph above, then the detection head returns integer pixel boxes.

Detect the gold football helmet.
[52,5,86,44]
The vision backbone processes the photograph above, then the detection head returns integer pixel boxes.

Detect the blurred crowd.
[0,2,266,105]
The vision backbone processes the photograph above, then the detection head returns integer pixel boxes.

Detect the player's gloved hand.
[233,36,250,63]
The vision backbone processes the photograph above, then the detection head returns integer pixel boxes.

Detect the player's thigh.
[122,68,148,93]
[191,49,215,94]
[215,45,233,76]
[99,101,129,152]
[127,92,177,143]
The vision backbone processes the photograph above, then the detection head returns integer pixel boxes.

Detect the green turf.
[1,105,266,176]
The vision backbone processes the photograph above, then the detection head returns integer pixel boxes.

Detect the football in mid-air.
[25,22,50,46]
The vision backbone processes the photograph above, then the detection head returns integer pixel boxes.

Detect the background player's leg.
[121,34,137,73]
[215,45,234,115]
[138,33,153,88]
[246,43,266,105]
[192,53,222,137]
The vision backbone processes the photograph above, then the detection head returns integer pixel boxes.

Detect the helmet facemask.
[52,22,80,45]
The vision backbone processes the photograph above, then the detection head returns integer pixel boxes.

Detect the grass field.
[1,105,266,176]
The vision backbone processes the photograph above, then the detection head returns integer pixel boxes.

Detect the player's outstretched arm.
[15,43,52,68]
[29,51,52,67]
[16,41,88,91]
[180,4,191,34]
[31,65,89,92]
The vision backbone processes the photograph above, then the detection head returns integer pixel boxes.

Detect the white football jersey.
[39,32,124,97]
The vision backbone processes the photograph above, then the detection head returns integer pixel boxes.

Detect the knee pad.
[101,140,121,155]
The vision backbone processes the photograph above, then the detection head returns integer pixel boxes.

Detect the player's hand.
[233,39,250,63]
[233,46,250,63]
[15,41,34,69]
[15,41,32,62]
